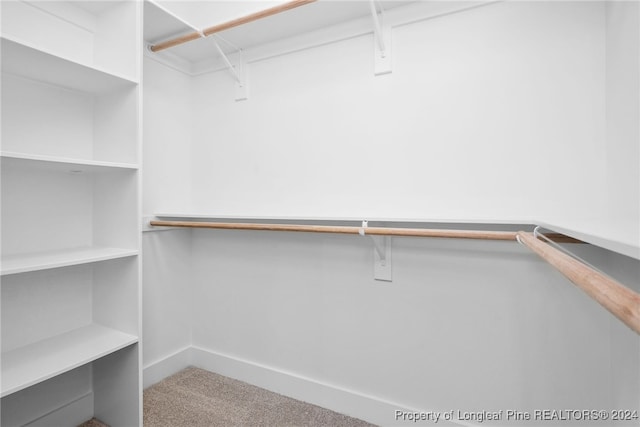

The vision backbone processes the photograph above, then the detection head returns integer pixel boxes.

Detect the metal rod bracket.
[210,38,249,101]
[361,220,392,281]
[235,54,249,101]
[370,0,392,75]
[372,235,392,281]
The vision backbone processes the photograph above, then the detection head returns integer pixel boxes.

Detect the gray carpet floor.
[77,418,109,427]
[144,367,376,427]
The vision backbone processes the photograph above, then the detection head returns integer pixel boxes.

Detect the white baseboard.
[190,346,477,427]
[143,346,192,389]
[143,346,479,426]
[25,393,93,427]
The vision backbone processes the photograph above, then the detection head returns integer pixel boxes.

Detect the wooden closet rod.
[150,220,640,334]
[149,220,519,240]
[517,232,640,335]
[150,0,317,53]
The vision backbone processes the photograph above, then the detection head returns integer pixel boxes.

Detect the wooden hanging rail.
[517,232,640,335]
[150,0,317,53]
[150,219,640,334]
[148,220,519,240]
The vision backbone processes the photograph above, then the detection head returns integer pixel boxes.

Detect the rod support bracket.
[372,235,392,282]
[210,37,249,101]
[370,0,392,75]
[234,50,249,101]
[361,220,392,281]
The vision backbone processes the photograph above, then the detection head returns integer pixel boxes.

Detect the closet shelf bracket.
[370,0,392,76]
[361,220,392,281]
[209,35,249,101]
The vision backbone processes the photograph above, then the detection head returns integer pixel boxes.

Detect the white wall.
[142,229,192,386]
[143,56,193,216]
[141,1,640,425]
[189,1,607,222]
[605,1,640,246]
[188,230,640,426]
[142,56,193,383]
[604,0,640,415]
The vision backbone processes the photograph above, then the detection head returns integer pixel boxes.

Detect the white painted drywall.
[140,1,640,424]
[189,1,607,223]
[142,56,193,375]
[142,229,192,378]
[188,229,638,425]
[143,56,193,217]
[604,0,640,416]
[605,1,640,247]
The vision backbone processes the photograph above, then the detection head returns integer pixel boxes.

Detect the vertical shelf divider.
[1,1,142,425]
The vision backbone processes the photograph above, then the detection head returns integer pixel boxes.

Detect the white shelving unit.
[1,1,142,426]
[1,36,137,94]
[2,325,138,398]
[0,151,139,172]
[1,247,139,276]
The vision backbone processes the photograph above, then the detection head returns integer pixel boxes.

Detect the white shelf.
[144,0,193,44]
[1,36,137,94]
[536,219,640,260]
[144,1,413,65]
[152,214,640,259]
[1,324,138,397]
[1,152,138,173]
[1,247,139,276]
[153,212,534,225]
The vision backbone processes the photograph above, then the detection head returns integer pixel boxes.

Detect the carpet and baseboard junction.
[77,418,109,427]
[143,367,376,426]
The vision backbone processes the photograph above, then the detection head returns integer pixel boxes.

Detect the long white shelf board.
[537,219,640,261]
[1,152,138,173]
[1,324,138,397]
[152,213,640,259]
[1,36,137,94]
[144,0,193,44]
[1,247,139,276]
[153,212,534,226]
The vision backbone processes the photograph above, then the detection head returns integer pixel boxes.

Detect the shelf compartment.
[2,161,139,256]
[1,37,137,95]
[1,0,139,84]
[1,324,138,397]
[1,70,138,164]
[0,152,138,173]
[1,247,138,276]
